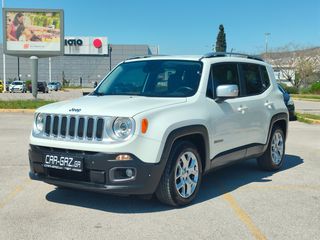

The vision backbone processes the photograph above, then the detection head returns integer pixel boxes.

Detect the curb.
[296,113,320,124]
[292,97,320,102]
[302,118,320,124]
[0,109,35,113]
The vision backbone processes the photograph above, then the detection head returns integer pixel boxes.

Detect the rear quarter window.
[260,66,271,90]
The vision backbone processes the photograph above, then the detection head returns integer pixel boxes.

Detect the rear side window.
[260,66,270,90]
[241,63,264,95]
[211,63,240,96]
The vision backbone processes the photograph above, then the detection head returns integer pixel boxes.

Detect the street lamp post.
[2,0,6,92]
[49,57,52,82]
[17,57,20,80]
[109,44,112,72]
[264,32,271,54]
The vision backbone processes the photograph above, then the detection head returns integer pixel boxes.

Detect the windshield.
[48,83,56,85]
[13,82,23,85]
[94,60,203,97]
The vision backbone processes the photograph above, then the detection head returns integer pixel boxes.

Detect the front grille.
[42,114,106,142]
[48,168,90,182]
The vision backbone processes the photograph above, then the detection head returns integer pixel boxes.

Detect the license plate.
[43,153,83,172]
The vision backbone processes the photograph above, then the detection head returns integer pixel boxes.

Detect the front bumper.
[29,144,165,195]
[11,88,23,92]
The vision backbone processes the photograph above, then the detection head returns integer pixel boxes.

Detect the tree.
[215,24,227,52]
[266,46,296,84]
[266,45,319,88]
[62,71,69,87]
[295,55,318,86]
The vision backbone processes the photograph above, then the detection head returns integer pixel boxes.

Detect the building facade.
[0,41,156,87]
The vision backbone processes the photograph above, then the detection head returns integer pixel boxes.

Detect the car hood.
[37,95,187,117]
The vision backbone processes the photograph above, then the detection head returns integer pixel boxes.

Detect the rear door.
[238,63,272,145]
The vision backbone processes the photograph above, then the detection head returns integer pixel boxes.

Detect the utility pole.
[30,56,38,99]
[2,0,6,92]
[109,44,112,72]
[49,57,52,82]
[265,32,271,54]
[17,57,20,80]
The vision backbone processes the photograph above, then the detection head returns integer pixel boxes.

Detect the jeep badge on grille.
[69,108,81,113]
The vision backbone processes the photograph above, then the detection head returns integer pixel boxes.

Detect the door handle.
[264,101,274,109]
[237,105,248,114]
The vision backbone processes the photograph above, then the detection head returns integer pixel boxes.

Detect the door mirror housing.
[216,84,239,99]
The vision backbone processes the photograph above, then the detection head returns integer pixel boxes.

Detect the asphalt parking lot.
[0,89,93,101]
[0,113,319,240]
[294,100,320,115]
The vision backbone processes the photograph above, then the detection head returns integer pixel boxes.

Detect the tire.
[156,141,202,206]
[257,126,285,171]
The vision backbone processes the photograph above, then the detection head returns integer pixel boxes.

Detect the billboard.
[2,8,64,57]
[64,36,108,55]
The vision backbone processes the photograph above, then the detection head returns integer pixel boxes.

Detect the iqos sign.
[64,36,108,55]
[64,39,83,46]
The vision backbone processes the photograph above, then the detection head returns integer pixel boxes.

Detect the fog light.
[115,154,132,161]
[126,168,133,178]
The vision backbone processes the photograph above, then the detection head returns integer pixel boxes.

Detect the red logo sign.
[93,38,102,48]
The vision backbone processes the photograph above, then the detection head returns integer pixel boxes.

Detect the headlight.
[35,113,45,132]
[112,117,134,140]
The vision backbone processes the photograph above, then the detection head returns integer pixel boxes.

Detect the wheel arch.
[159,125,210,174]
[266,112,288,145]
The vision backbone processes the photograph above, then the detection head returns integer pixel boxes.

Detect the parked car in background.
[29,82,49,93]
[48,82,61,91]
[56,82,62,90]
[0,80,3,93]
[6,81,12,92]
[9,81,27,93]
[38,82,49,93]
[278,84,295,121]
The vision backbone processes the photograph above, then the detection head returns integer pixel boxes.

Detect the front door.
[206,62,251,166]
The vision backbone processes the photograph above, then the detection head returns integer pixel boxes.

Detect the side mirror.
[216,84,239,99]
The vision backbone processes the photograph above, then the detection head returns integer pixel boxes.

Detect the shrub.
[300,87,311,94]
[310,82,320,94]
[25,80,32,92]
[279,83,299,94]
[286,87,299,94]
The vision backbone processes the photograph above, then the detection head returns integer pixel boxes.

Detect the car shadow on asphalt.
[45,154,303,213]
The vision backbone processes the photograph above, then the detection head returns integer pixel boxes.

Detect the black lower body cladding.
[28,145,164,195]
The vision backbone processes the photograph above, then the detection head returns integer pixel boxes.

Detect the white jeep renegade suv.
[29,53,288,206]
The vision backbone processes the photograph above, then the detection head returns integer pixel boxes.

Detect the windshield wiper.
[91,91,105,96]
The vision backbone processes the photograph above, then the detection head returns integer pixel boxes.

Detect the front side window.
[211,63,240,96]
[94,60,203,97]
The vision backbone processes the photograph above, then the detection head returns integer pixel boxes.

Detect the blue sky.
[1,0,319,54]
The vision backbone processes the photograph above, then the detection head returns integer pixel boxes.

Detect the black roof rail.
[125,55,153,61]
[125,54,169,61]
[200,52,264,62]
